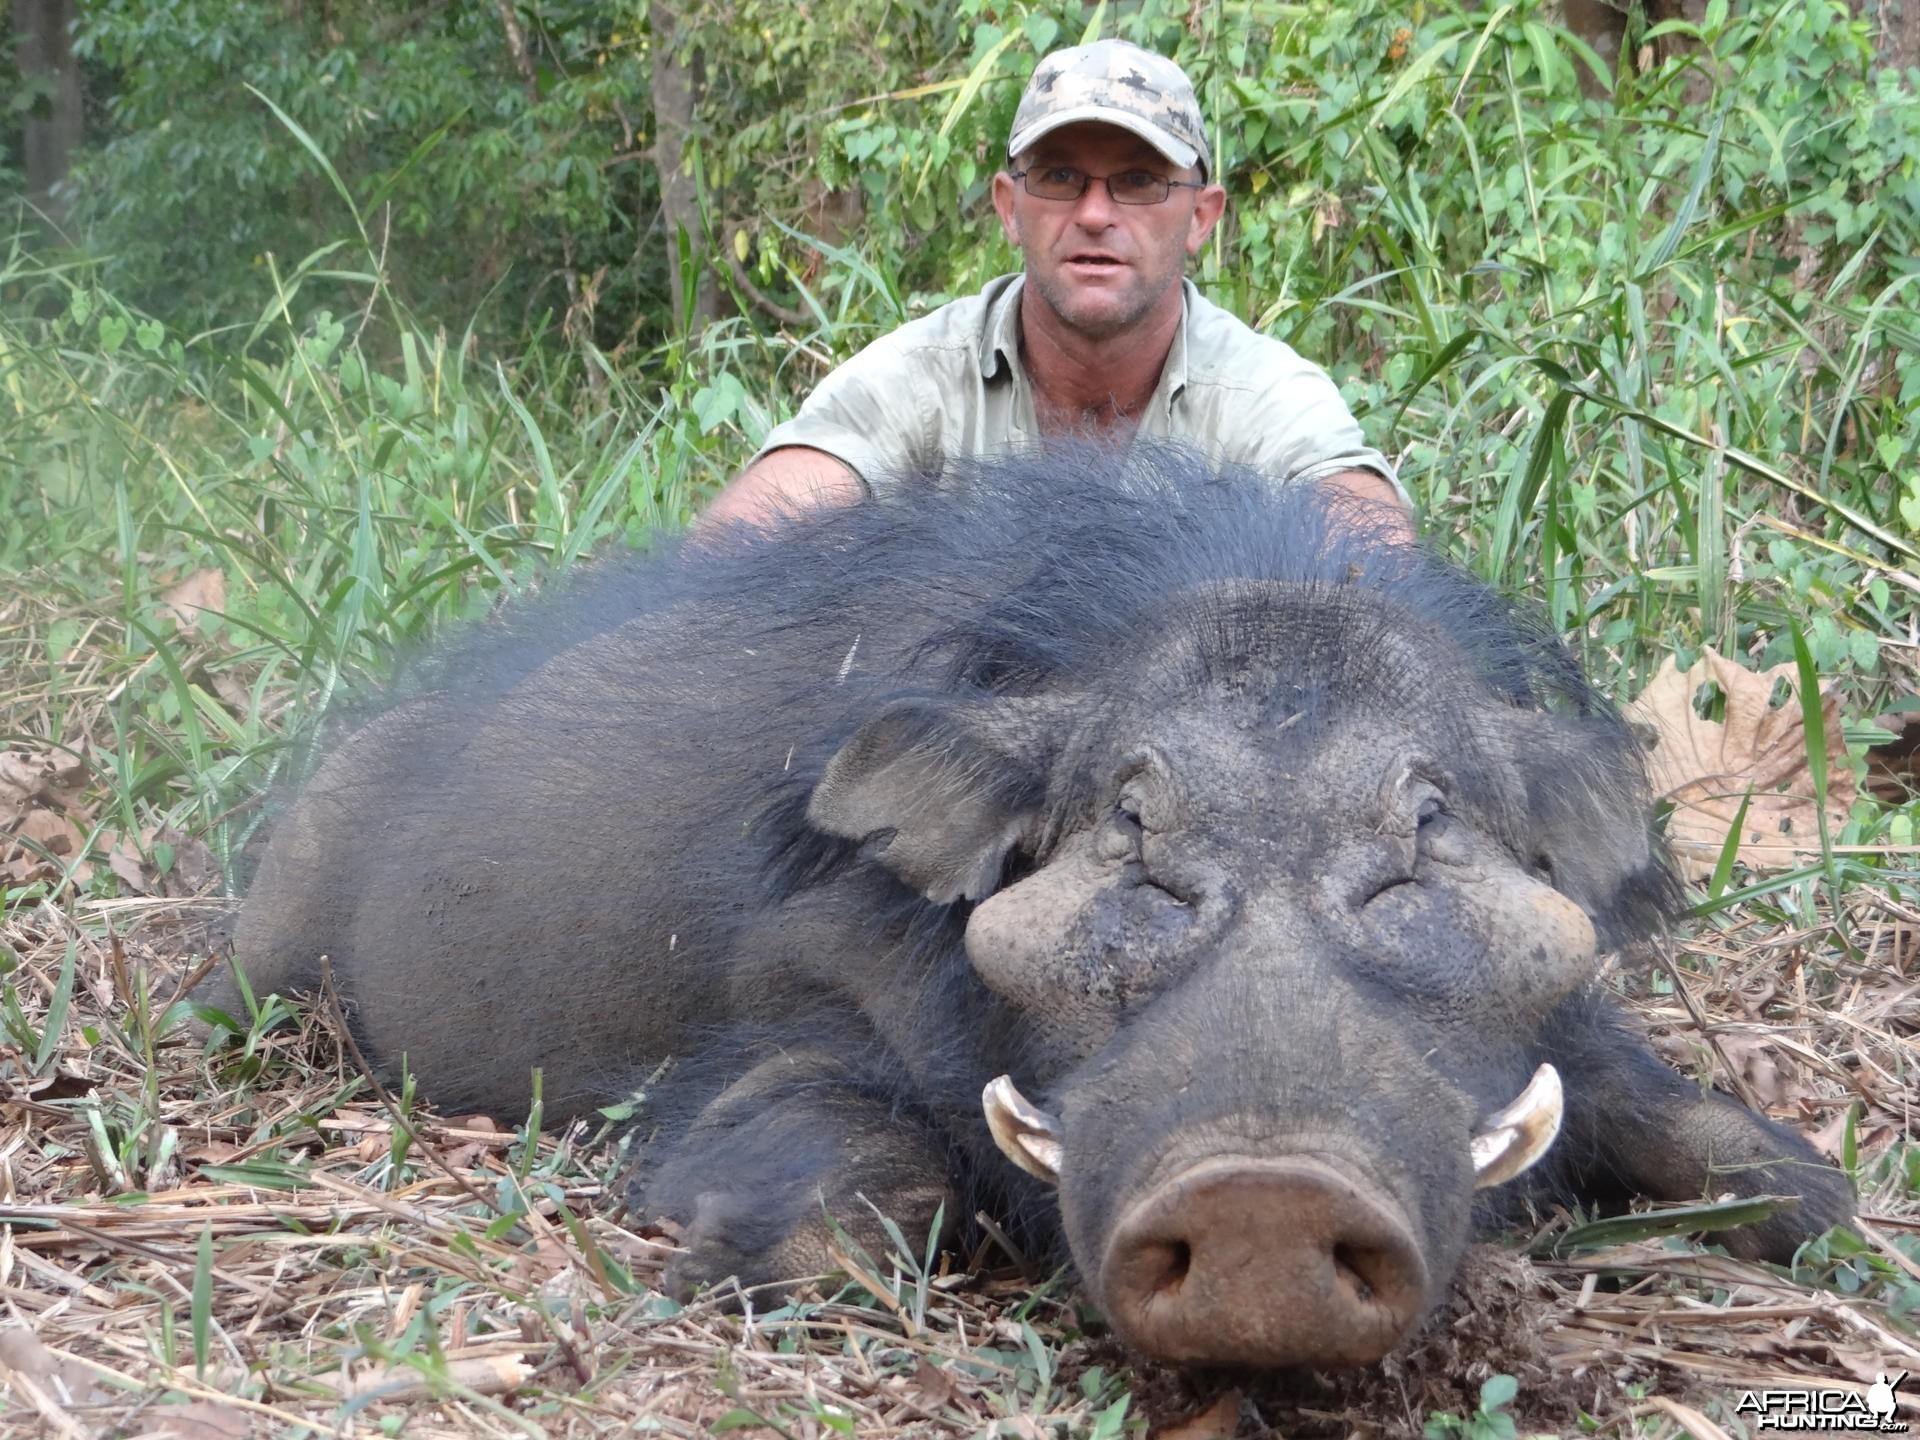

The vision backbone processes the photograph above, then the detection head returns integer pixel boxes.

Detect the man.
[700,40,1410,540]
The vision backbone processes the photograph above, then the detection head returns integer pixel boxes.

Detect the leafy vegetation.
[1423,1374,1521,1440]
[2,0,1917,1431]
[61,0,665,345]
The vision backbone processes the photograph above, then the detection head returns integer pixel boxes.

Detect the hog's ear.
[809,696,1059,905]
[1508,713,1683,949]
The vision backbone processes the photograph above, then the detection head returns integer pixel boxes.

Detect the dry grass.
[0,855,1913,1440]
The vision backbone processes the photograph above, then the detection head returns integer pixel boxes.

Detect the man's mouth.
[1065,253,1127,275]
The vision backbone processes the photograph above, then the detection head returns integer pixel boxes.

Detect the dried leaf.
[911,1357,959,1409]
[1154,1390,1242,1440]
[1807,1106,1896,1161]
[209,668,253,715]
[503,1234,575,1289]
[0,748,90,817]
[439,1113,514,1175]
[1713,1033,1787,1109]
[153,827,221,896]
[182,1139,243,1167]
[0,1326,106,1406]
[101,824,221,897]
[443,1113,506,1137]
[107,833,153,895]
[22,1073,94,1102]
[349,1133,389,1164]
[440,1139,495,1171]
[7,808,83,859]
[156,568,226,633]
[1624,648,1854,881]
[2,808,94,887]
[0,747,97,890]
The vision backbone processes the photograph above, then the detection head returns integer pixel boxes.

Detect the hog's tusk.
[1470,1063,1563,1190]
[983,1075,1064,1186]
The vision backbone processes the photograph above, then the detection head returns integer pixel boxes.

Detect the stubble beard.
[1025,246,1181,344]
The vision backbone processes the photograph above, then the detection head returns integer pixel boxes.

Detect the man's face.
[992,122,1226,343]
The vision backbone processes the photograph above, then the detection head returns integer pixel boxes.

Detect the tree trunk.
[493,0,541,104]
[1565,1,1917,97]
[1852,0,1920,77]
[649,0,720,338]
[1563,0,1629,95]
[1560,0,1712,101]
[11,0,83,226]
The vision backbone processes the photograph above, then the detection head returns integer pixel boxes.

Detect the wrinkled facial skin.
[964,697,1600,1368]
[991,122,1225,342]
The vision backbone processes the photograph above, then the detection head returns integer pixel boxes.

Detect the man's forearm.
[695,446,865,537]
[1320,468,1415,544]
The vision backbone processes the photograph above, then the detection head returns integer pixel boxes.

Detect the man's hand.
[695,447,864,536]
[1320,468,1415,545]
[696,452,1413,547]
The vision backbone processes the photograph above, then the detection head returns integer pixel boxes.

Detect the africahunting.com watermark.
[1734,1373,1908,1431]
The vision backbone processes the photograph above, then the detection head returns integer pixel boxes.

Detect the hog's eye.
[1414,796,1472,867]
[1094,802,1146,864]
[1108,803,1193,910]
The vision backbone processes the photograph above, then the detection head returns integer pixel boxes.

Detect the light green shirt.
[754,274,1400,498]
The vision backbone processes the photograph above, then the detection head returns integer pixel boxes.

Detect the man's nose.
[1070,180,1120,227]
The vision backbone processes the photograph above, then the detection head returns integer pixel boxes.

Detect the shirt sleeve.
[1235,363,1407,507]
[749,331,933,492]
[1177,303,1408,506]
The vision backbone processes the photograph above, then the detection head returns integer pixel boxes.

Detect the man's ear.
[1185,182,1227,255]
[808,695,1063,904]
[1506,711,1683,948]
[992,170,1022,247]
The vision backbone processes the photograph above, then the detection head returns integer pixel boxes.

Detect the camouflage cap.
[1008,40,1210,176]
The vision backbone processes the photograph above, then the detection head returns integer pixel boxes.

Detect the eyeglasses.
[1008,165,1206,206]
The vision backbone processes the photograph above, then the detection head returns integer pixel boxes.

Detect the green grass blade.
[1707,786,1754,899]
[33,939,77,1073]
[1787,618,1846,910]
[192,1224,214,1379]
[244,85,366,241]
[1489,388,1573,584]
[1539,1195,1796,1257]
[1642,108,1724,276]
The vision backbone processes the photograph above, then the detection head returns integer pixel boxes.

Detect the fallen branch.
[723,226,812,326]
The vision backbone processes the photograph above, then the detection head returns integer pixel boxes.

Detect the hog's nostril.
[1100,1157,1429,1370]
[1154,1239,1192,1293]
[1332,1242,1375,1302]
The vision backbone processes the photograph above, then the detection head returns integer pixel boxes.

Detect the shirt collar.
[980,273,1197,413]
[980,274,1025,380]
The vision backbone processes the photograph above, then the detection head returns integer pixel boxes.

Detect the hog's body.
[227,445,1852,1370]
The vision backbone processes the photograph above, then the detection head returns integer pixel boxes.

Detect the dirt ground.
[0,875,1915,1439]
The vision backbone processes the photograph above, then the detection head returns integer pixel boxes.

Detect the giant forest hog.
[221,444,1853,1370]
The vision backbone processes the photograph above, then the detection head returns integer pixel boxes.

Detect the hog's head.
[809,577,1675,1370]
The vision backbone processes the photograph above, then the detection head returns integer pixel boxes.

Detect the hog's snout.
[1098,1156,1428,1369]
